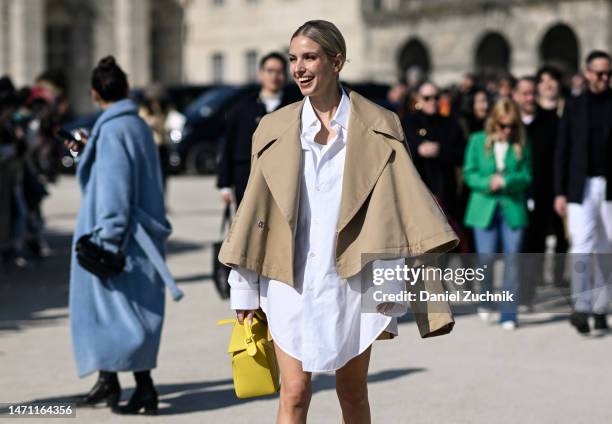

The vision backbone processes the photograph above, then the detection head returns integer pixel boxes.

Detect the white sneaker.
[477,308,495,324]
[501,321,517,331]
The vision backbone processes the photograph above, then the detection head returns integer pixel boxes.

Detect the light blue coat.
[69,99,183,378]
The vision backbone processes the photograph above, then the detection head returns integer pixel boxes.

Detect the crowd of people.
[384,50,610,334]
[0,72,182,273]
[0,71,71,270]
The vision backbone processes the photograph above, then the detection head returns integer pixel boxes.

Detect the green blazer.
[463,131,532,229]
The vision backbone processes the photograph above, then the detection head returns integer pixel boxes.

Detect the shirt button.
[315,185,320,192]
[309,252,316,258]
[257,220,264,228]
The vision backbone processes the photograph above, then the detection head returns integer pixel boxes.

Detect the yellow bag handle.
[217,317,258,357]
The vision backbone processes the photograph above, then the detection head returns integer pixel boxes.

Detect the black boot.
[76,371,120,407]
[569,312,590,335]
[593,314,609,332]
[114,370,158,415]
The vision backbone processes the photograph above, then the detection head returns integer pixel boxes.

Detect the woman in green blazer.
[463,98,532,329]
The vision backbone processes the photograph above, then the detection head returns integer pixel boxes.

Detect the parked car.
[169,84,262,175]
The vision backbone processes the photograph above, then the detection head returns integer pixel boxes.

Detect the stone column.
[69,5,95,113]
[93,0,115,65]
[9,0,45,86]
[114,0,151,88]
[0,0,10,75]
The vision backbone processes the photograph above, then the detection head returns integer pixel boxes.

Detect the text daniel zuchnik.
[373,290,515,302]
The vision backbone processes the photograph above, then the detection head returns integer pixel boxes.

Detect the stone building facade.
[0,0,183,113]
[0,0,610,113]
[191,0,612,86]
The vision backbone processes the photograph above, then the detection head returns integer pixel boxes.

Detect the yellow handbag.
[217,311,280,398]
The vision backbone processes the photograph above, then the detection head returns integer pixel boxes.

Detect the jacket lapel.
[255,91,399,233]
[258,108,303,228]
[337,91,394,232]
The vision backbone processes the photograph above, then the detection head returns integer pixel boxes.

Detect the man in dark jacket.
[554,50,612,334]
[513,75,567,310]
[217,52,297,207]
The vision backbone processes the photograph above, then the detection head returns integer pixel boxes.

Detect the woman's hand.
[417,141,440,158]
[489,174,505,192]
[236,310,256,325]
[63,130,89,153]
[554,195,567,218]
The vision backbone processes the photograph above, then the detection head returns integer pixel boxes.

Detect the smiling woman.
[288,20,346,97]
[219,19,458,424]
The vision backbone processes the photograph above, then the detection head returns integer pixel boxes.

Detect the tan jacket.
[219,89,458,338]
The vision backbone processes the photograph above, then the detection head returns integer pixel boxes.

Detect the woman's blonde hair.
[291,20,347,73]
[484,98,526,159]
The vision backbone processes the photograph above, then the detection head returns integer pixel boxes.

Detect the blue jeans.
[473,208,524,323]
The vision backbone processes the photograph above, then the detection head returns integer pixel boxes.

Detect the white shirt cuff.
[372,258,409,317]
[230,288,260,310]
[228,267,260,310]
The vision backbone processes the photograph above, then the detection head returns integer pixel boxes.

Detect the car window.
[184,86,238,121]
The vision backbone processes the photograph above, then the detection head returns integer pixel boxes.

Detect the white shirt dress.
[228,89,407,372]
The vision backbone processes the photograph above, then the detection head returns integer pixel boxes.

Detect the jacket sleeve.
[438,119,466,166]
[554,100,571,197]
[500,140,532,194]
[228,267,260,310]
[402,115,421,156]
[94,130,132,252]
[463,134,491,193]
[217,110,237,189]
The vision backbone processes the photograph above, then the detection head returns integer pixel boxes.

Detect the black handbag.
[76,233,126,279]
[212,204,232,299]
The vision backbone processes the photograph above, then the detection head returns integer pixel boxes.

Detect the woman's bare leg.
[335,346,372,424]
[275,343,312,424]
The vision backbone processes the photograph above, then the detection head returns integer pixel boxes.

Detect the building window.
[46,25,71,71]
[212,0,224,6]
[372,0,383,11]
[245,50,258,82]
[212,53,224,83]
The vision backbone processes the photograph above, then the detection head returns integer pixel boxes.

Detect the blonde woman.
[463,98,532,330]
[219,20,457,423]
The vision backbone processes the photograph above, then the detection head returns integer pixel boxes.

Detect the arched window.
[539,23,580,76]
[397,38,431,82]
[474,32,511,77]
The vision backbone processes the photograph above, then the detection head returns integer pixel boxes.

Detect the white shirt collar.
[300,87,350,150]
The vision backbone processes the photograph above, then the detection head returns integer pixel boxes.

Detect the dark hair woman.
[68,56,182,415]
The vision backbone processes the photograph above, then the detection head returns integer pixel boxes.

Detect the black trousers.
[519,206,568,306]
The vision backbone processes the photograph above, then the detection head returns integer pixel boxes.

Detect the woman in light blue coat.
[68,56,182,415]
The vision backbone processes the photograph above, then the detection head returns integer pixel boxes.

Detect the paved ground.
[0,176,610,424]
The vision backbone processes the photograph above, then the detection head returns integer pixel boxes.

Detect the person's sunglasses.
[497,123,516,131]
[422,95,440,102]
[589,68,612,79]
